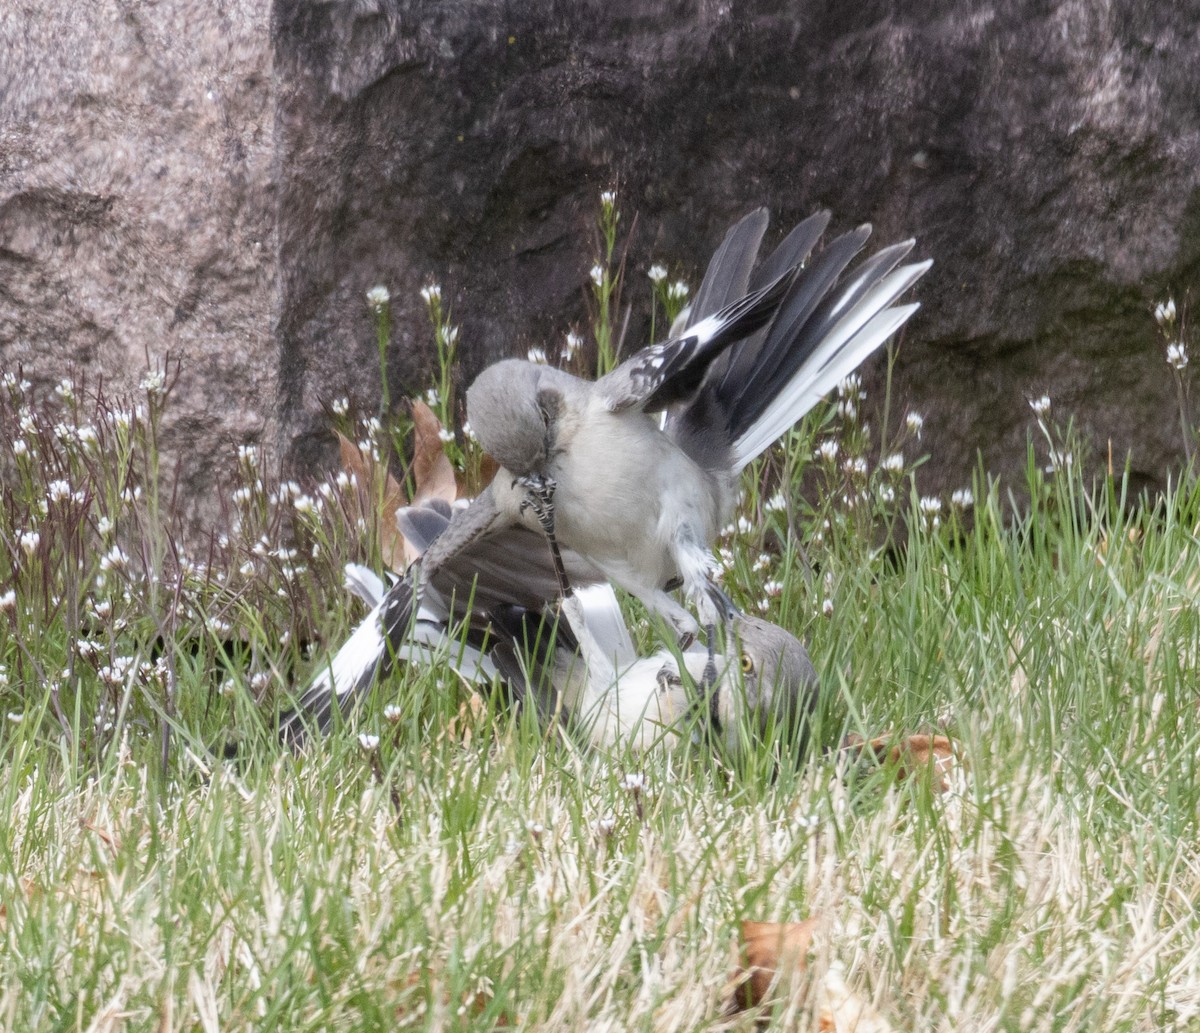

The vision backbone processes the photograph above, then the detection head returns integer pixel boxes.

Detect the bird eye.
[741,653,754,674]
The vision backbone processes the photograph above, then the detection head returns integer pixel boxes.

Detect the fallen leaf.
[82,820,120,855]
[842,732,962,792]
[458,452,499,498]
[409,400,458,507]
[441,693,487,747]
[336,431,409,569]
[736,918,818,1010]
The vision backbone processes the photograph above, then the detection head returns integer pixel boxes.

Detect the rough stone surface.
[4,0,1200,532]
[270,0,1200,499]
[1,0,276,530]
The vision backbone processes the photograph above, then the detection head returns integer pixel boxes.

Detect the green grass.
[2,359,1200,1033]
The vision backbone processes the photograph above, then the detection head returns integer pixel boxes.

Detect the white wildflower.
[764,492,786,512]
[12,439,28,458]
[822,598,834,617]
[462,420,477,441]
[837,373,862,399]
[357,733,380,753]
[880,453,905,474]
[7,712,22,724]
[55,378,75,403]
[590,264,605,289]
[526,346,548,364]
[383,704,403,723]
[878,484,896,504]
[564,330,583,359]
[815,440,839,462]
[1029,395,1051,416]
[293,494,318,515]
[419,284,441,305]
[99,546,129,572]
[752,553,772,572]
[844,457,868,477]
[763,580,783,598]
[1167,342,1188,371]
[1047,449,1073,473]
[47,480,71,502]
[0,590,15,610]
[366,285,390,309]
[600,189,617,207]
[1154,298,1176,327]
[667,280,689,301]
[437,426,454,444]
[919,496,943,515]
[19,531,39,555]
[905,411,925,436]
[647,263,668,284]
[596,815,618,837]
[951,488,974,509]
[331,397,350,416]
[621,772,648,794]
[424,387,440,407]
[140,369,165,394]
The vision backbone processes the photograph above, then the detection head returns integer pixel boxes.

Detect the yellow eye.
[740,653,754,674]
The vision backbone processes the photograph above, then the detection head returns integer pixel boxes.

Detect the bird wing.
[595,265,796,414]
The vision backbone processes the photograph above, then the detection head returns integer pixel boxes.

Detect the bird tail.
[670,211,930,472]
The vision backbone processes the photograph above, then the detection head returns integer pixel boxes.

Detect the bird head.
[466,359,567,477]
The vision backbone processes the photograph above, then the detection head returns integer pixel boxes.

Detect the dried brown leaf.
[336,431,409,569]
[736,917,818,1010]
[410,400,458,507]
[842,732,962,792]
[82,820,119,855]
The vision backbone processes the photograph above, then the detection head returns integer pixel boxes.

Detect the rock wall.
[0,0,276,526]
[4,0,1199,528]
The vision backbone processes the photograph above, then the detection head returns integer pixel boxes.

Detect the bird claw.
[517,473,558,537]
[517,473,574,599]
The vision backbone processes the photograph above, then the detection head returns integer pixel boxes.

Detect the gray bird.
[282,207,927,737]
[431,208,928,638]
[319,500,819,757]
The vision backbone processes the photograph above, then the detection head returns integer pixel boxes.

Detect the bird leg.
[517,473,573,599]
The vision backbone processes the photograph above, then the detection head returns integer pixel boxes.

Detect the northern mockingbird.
[437,209,927,637]
[284,207,927,736]
[294,499,819,755]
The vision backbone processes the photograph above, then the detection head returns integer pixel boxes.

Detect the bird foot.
[517,472,558,538]
[516,473,573,598]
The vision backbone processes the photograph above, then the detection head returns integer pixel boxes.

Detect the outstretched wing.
[595,265,796,414]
